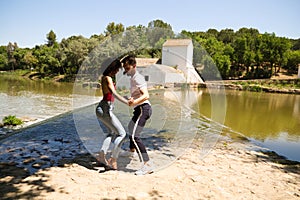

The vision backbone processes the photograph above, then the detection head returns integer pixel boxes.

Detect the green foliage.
[105,22,125,36]
[291,38,300,50]
[187,27,295,80]
[47,30,57,47]
[245,85,263,92]
[284,50,300,73]
[147,19,174,47]
[0,20,298,81]
[3,115,23,126]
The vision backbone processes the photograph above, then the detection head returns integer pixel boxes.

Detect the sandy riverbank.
[1,135,299,200]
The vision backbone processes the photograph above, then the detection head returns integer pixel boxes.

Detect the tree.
[47,30,57,47]
[260,33,291,76]
[6,42,18,71]
[23,51,38,70]
[147,19,174,47]
[206,29,219,38]
[122,25,151,56]
[60,36,89,75]
[236,27,259,38]
[214,53,231,79]
[148,19,172,29]
[284,50,300,74]
[33,44,61,76]
[291,38,300,50]
[0,53,8,70]
[13,48,28,70]
[104,22,124,36]
[204,37,231,79]
[218,29,235,44]
[232,28,264,78]
[192,36,231,79]
[274,37,291,73]
[0,46,8,70]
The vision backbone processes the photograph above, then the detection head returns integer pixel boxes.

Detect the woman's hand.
[128,97,134,106]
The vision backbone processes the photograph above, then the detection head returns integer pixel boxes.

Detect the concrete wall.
[138,66,165,84]
[165,73,186,83]
[116,64,186,89]
[162,44,191,72]
[139,65,186,84]
[162,40,203,83]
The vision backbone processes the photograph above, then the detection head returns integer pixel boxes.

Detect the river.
[197,89,300,161]
[1,75,299,162]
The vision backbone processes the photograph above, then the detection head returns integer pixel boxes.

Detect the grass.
[231,79,300,91]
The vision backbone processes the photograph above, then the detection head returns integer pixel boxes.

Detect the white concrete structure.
[116,64,186,89]
[162,39,203,83]
[138,64,186,85]
[298,64,300,79]
[116,39,204,89]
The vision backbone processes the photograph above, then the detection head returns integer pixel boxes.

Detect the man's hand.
[128,97,134,106]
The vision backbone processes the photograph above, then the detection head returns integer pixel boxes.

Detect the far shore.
[1,69,299,94]
[204,78,300,94]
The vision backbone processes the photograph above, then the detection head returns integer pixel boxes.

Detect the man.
[121,55,153,175]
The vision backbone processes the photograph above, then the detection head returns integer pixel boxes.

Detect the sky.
[0,0,299,48]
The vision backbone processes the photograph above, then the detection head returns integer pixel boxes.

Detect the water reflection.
[0,75,74,96]
[227,91,299,138]
[197,89,300,161]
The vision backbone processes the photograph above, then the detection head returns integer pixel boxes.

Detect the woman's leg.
[107,111,126,159]
[96,102,113,154]
[95,102,113,164]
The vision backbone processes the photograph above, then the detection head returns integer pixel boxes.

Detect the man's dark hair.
[121,55,136,66]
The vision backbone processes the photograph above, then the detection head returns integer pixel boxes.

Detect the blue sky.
[0,0,299,47]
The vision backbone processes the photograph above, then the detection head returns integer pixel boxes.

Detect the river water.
[197,89,300,161]
[1,75,299,162]
[0,75,100,124]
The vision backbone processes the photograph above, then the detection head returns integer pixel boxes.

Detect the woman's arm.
[106,76,128,105]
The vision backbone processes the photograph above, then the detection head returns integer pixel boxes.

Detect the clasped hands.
[127,97,135,107]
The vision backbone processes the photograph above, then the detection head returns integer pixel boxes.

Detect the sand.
[1,137,299,200]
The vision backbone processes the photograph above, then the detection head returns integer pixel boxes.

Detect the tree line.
[0,19,299,81]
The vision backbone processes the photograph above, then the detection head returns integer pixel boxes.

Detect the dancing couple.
[95,55,152,176]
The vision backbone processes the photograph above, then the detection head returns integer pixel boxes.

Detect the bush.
[3,115,23,126]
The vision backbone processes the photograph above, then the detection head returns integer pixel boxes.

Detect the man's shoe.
[134,163,153,175]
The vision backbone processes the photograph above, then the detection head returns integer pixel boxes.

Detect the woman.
[95,59,128,170]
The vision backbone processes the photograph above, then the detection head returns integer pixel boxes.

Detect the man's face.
[123,63,135,76]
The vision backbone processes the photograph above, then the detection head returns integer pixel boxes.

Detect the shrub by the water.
[3,115,23,126]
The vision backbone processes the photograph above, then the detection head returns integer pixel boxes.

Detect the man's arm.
[129,87,149,107]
